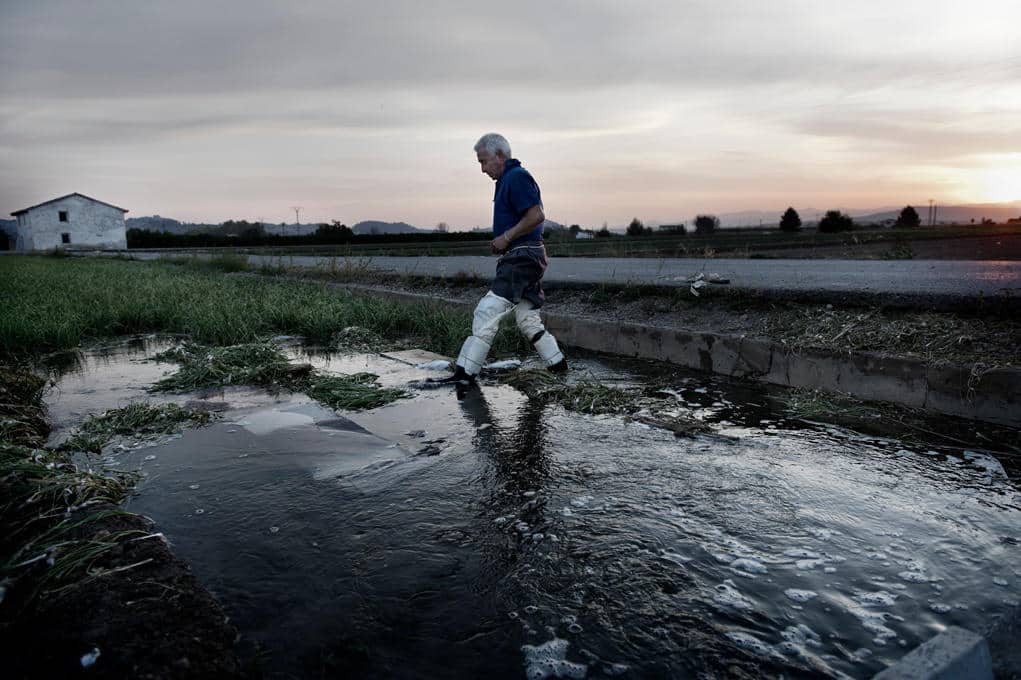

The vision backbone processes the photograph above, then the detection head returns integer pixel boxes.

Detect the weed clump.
[151,343,305,392]
[331,326,390,353]
[61,402,215,453]
[503,369,639,415]
[152,341,408,411]
[501,369,713,437]
[305,373,408,411]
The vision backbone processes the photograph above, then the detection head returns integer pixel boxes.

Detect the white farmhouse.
[10,193,128,251]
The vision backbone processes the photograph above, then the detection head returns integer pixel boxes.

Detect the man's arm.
[492,204,545,254]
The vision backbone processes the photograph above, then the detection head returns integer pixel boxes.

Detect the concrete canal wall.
[342,284,1020,429]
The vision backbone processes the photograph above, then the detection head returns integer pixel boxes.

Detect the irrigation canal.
[45,338,1020,679]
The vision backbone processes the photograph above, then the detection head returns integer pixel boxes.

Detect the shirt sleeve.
[506,170,542,215]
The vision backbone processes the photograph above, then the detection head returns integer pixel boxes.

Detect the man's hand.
[491,234,510,255]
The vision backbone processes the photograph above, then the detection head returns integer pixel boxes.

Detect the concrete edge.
[872,626,992,680]
[337,283,1020,429]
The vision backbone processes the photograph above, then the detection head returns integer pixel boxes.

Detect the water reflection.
[40,340,1021,679]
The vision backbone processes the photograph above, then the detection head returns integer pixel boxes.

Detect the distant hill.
[853,202,1021,225]
[650,201,1021,229]
[351,220,428,235]
[126,216,218,234]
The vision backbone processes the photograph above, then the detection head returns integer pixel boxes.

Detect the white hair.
[474,133,511,158]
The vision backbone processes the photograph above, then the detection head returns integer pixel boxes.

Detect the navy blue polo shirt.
[493,159,543,246]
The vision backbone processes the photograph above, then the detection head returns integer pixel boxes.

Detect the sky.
[2,0,1019,229]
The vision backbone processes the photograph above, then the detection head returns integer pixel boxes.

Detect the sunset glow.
[1,1,1019,227]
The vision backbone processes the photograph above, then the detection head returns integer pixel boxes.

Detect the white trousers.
[456,291,564,375]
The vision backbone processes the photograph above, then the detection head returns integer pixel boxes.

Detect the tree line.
[622,205,925,236]
[127,221,492,248]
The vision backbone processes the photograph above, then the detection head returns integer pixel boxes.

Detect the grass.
[60,402,215,453]
[0,369,49,448]
[501,369,713,436]
[304,373,408,411]
[0,256,529,360]
[0,371,142,606]
[150,343,300,392]
[152,341,409,411]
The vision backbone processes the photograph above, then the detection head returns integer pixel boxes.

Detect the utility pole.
[291,206,302,237]
[928,199,934,228]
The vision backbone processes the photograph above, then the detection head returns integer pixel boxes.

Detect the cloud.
[2,1,1019,223]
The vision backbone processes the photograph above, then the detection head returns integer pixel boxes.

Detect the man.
[435,133,567,385]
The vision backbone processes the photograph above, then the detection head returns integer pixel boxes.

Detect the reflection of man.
[435,133,567,385]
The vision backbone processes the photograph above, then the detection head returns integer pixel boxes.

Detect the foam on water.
[713,580,755,611]
[784,589,818,603]
[521,637,587,680]
[731,558,768,574]
[724,631,784,661]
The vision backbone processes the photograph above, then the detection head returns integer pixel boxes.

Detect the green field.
[0,256,528,359]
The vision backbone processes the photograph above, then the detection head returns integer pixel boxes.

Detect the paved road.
[127,251,1021,305]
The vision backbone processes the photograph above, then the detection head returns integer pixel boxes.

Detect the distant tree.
[436,221,449,233]
[626,217,646,236]
[569,224,581,235]
[817,210,854,233]
[779,207,802,232]
[315,221,353,242]
[693,214,719,234]
[895,206,920,229]
[596,222,612,238]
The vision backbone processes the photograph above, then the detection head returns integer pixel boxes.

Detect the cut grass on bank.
[151,341,409,411]
[60,402,216,453]
[0,367,143,609]
[0,256,530,360]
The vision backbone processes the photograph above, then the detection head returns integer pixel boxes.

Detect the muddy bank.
[2,509,245,680]
[0,367,246,679]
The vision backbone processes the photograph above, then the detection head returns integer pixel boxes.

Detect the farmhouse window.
[59,211,68,222]
[61,233,71,244]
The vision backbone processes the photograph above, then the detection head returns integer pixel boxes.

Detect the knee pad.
[472,291,514,344]
[456,336,491,376]
[514,301,545,340]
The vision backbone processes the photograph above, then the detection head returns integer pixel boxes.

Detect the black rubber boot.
[428,365,477,385]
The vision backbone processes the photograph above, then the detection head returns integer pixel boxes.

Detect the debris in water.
[269,526,280,533]
[484,359,522,371]
[415,360,452,371]
[80,647,101,668]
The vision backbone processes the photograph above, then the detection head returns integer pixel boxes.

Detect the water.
[44,339,1021,679]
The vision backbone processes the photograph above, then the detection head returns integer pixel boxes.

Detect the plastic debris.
[484,359,522,371]
[415,360,451,371]
[80,647,101,668]
[684,271,730,296]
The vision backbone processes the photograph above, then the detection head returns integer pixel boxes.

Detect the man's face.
[477,149,505,181]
